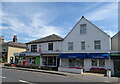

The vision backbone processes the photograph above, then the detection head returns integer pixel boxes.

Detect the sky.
[0,2,118,43]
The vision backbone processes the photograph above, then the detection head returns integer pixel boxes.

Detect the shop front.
[41,53,60,70]
[58,53,87,73]
[111,53,120,77]
[58,53,112,74]
[14,52,41,66]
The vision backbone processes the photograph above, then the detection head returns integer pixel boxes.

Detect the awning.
[87,53,109,59]
[111,53,120,59]
[14,52,41,56]
[59,53,88,59]
[59,53,110,59]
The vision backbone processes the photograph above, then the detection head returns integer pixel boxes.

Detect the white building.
[15,34,63,69]
[58,16,114,75]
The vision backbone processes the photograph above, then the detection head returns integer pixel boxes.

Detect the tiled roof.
[26,34,63,44]
[6,41,26,48]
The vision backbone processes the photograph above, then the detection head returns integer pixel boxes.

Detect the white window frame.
[81,41,85,50]
[80,24,87,34]
[68,42,73,50]
[94,40,101,50]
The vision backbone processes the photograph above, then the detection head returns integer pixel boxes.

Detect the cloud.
[104,30,116,37]
[85,3,118,21]
[0,26,9,29]
[2,10,64,42]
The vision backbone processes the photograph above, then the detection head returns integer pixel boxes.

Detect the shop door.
[114,60,120,77]
[10,57,14,64]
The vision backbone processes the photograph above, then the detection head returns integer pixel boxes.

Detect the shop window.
[69,59,75,67]
[81,41,85,50]
[31,57,36,65]
[94,40,101,50]
[92,59,97,67]
[48,43,53,50]
[99,59,105,67]
[43,57,47,65]
[42,56,56,66]
[92,59,105,67]
[69,59,84,67]
[31,45,37,52]
[68,42,73,50]
[80,24,87,34]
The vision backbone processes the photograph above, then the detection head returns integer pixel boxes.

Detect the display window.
[42,56,56,66]
[69,59,84,67]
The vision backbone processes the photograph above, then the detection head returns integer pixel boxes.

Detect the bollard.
[80,69,83,74]
[106,69,111,77]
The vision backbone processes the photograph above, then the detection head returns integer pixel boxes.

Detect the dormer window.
[80,24,87,34]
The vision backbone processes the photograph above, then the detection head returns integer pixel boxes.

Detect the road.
[1,68,118,83]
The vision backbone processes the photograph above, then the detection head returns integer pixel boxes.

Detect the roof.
[111,31,120,39]
[0,42,7,46]
[64,16,110,40]
[6,41,26,48]
[26,34,63,44]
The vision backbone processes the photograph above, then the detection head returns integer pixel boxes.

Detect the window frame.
[80,24,87,34]
[91,59,105,67]
[42,56,57,66]
[68,42,73,50]
[81,41,85,50]
[31,45,37,52]
[48,43,53,51]
[94,40,101,50]
[69,59,84,67]
[99,59,105,67]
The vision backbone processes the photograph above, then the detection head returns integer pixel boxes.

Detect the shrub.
[68,67,83,69]
[90,68,106,74]
[4,63,11,66]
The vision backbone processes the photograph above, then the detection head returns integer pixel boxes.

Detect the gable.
[64,16,110,41]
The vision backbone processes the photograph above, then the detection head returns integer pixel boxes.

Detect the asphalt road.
[1,68,118,83]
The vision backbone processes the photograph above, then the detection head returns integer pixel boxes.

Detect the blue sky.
[0,2,118,43]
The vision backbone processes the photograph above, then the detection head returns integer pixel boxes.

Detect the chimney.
[13,35,17,43]
[0,36,4,43]
[82,16,84,18]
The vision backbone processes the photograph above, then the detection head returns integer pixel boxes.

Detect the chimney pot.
[0,36,4,42]
[13,35,17,42]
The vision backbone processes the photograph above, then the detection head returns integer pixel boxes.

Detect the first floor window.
[48,43,53,50]
[94,40,101,50]
[31,45,37,52]
[68,42,73,50]
[81,41,85,50]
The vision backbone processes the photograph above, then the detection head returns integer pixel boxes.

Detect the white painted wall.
[60,58,114,75]
[62,17,110,53]
[27,41,62,52]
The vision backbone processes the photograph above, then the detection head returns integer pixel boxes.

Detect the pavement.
[1,66,120,83]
